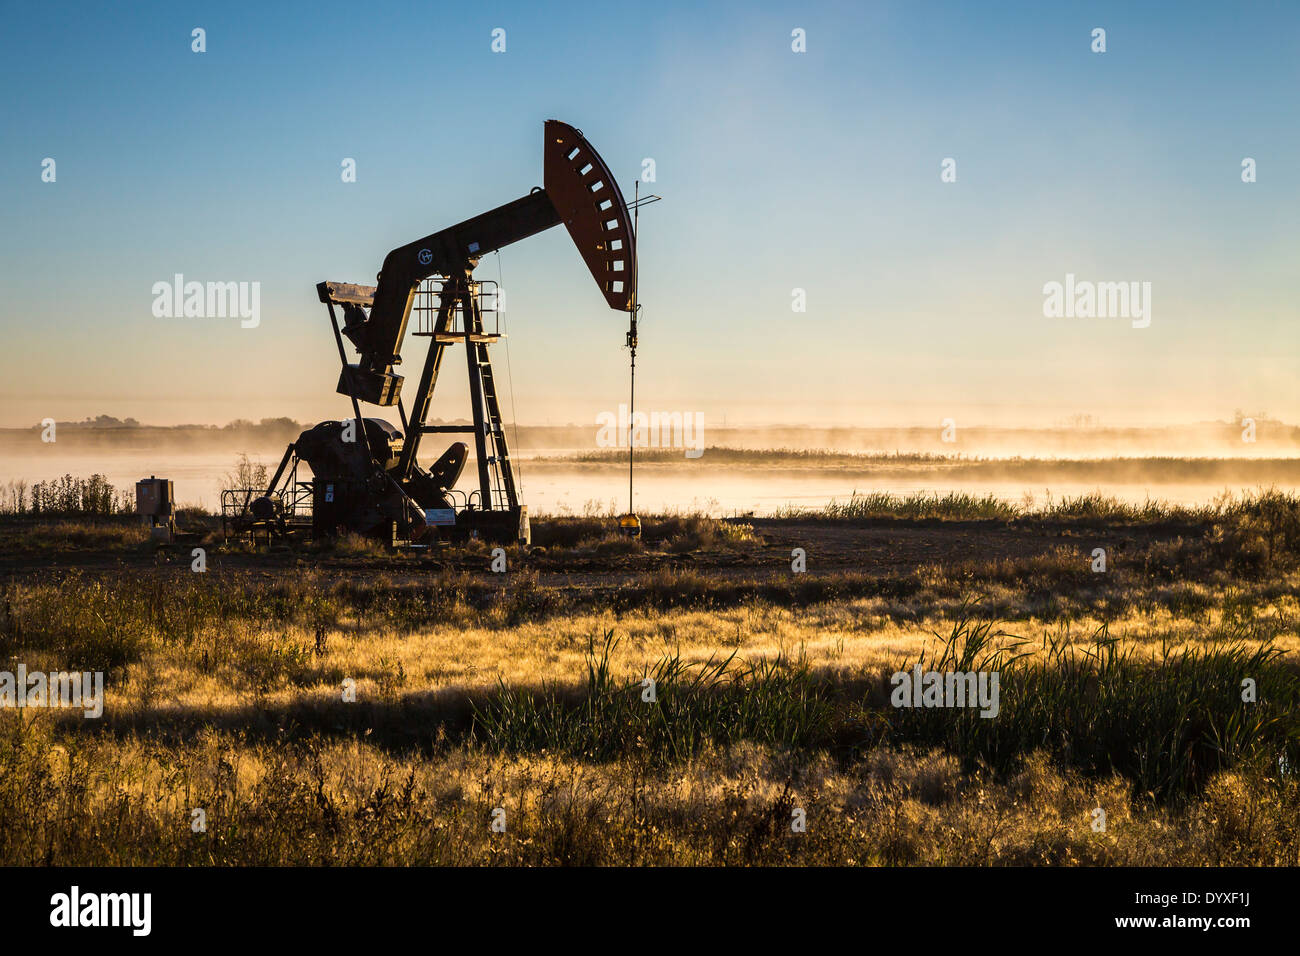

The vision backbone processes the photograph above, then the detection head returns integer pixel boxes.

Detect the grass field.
[551,447,1300,485]
[1,488,1298,865]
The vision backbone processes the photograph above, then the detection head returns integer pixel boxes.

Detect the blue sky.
[2,0,1296,427]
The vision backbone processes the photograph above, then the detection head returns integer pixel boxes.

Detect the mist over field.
[3,415,1297,514]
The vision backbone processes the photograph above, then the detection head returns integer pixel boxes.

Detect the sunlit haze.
[2,1,1296,431]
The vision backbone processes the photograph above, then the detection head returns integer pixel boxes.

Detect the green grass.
[472,629,833,762]
[471,612,1300,803]
[776,490,1020,521]
[777,487,1300,533]
[882,611,1300,801]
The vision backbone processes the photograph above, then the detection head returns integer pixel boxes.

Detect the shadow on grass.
[35,616,1300,804]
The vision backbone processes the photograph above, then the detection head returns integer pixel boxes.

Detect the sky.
[1,0,1297,430]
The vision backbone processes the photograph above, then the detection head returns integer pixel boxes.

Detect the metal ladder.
[462,284,518,512]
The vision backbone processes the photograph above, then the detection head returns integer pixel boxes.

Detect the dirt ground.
[0,515,1204,588]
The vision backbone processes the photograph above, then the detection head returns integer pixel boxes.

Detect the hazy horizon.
[3,408,1299,434]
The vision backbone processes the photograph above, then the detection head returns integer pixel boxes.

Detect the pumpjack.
[227,120,635,546]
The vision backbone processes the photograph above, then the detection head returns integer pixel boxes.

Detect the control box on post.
[136,476,175,543]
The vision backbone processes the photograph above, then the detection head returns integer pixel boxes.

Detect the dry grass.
[530,513,755,552]
[2,500,1299,865]
[2,723,1294,865]
[0,517,151,553]
[4,562,1299,721]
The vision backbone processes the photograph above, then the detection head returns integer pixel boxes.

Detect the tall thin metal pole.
[628,180,640,515]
